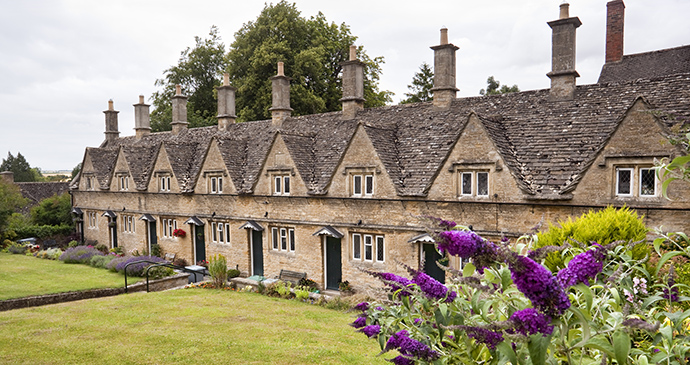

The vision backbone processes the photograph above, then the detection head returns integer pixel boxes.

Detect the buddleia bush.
[535,206,648,270]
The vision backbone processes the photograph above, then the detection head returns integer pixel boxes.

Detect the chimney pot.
[108,99,114,111]
[175,84,181,95]
[349,45,357,61]
[547,4,581,100]
[134,95,151,139]
[440,27,448,45]
[270,62,292,127]
[1,171,15,184]
[103,100,120,142]
[223,73,230,86]
[559,3,570,19]
[138,95,145,104]
[277,62,284,76]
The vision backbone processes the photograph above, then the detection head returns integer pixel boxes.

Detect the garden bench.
[278,269,307,285]
[164,253,176,262]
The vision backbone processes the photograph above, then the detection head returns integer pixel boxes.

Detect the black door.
[251,230,263,276]
[110,219,118,248]
[148,221,157,254]
[326,236,342,290]
[195,225,206,263]
[423,243,445,284]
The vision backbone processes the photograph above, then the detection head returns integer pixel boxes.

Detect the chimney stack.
[341,45,365,119]
[134,95,151,139]
[217,73,237,131]
[104,99,120,142]
[171,84,188,135]
[269,62,292,127]
[431,28,459,108]
[0,171,14,184]
[546,3,581,101]
[605,0,625,63]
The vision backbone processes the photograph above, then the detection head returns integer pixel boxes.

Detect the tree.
[479,76,520,96]
[151,26,228,132]
[0,179,27,239]
[400,62,434,104]
[30,192,72,227]
[71,162,82,180]
[0,152,39,182]
[227,1,392,122]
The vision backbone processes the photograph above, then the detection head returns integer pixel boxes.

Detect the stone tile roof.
[598,45,690,84]
[17,182,69,208]
[121,145,158,190]
[87,148,118,189]
[75,72,690,199]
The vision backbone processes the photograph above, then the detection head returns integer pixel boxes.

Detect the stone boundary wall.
[0,273,188,312]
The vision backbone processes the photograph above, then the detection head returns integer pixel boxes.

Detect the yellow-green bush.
[535,206,648,270]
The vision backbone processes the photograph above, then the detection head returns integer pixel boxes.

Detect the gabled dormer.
[194,138,236,195]
[427,113,523,202]
[329,124,396,199]
[148,144,179,193]
[254,132,307,196]
[84,147,118,191]
[79,150,97,191]
[110,147,132,192]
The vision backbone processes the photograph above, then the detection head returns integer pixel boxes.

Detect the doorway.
[194,225,206,264]
[250,230,263,276]
[325,236,342,290]
[422,243,445,284]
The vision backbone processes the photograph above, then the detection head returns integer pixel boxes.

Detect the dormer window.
[117,175,129,191]
[84,175,95,191]
[459,171,489,197]
[210,176,223,194]
[615,166,657,197]
[346,167,378,197]
[273,174,290,195]
[160,176,171,192]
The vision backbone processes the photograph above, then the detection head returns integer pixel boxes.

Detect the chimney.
[546,3,582,101]
[0,171,14,184]
[269,62,292,127]
[431,28,459,108]
[133,95,151,139]
[341,45,365,119]
[103,99,120,142]
[171,85,188,135]
[217,73,237,131]
[605,0,625,63]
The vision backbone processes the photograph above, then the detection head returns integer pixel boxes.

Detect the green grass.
[0,289,390,364]
[0,252,136,300]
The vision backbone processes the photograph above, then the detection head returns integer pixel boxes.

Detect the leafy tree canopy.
[479,76,520,96]
[151,26,228,132]
[30,192,72,227]
[0,152,41,182]
[0,179,27,238]
[226,1,391,122]
[400,62,434,104]
[71,162,82,180]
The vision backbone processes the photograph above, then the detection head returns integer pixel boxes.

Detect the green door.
[326,237,342,290]
[251,230,263,276]
[195,225,206,263]
[423,243,445,284]
[148,221,157,254]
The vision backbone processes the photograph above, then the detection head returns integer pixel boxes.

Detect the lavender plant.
[353,220,690,364]
[59,245,103,264]
[114,255,167,276]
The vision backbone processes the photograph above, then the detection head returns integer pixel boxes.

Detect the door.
[194,225,206,264]
[148,221,157,254]
[422,243,445,284]
[109,219,118,248]
[325,236,342,290]
[251,230,263,276]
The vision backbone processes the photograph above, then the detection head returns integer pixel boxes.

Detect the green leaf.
[569,307,592,347]
[527,333,551,365]
[463,262,476,277]
[656,251,685,276]
[613,330,631,365]
[584,335,615,358]
[496,341,518,365]
[573,284,593,314]
[637,354,649,365]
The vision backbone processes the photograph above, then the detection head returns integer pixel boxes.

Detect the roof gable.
[254,133,308,196]
[122,144,159,191]
[86,147,118,190]
[194,138,236,194]
[148,145,179,193]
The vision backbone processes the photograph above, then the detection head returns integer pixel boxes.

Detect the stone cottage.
[70,1,690,291]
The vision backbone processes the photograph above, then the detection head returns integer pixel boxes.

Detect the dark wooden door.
[251,230,263,276]
[326,237,342,290]
[423,243,445,284]
[195,225,206,263]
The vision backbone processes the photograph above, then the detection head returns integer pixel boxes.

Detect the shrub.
[227,268,241,279]
[59,245,104,264]
[298,277,318,291]
[106,256,128,272]
[172,257,189,267]
[89,254,115,269]
[36,247,62,260]
[150,244,161,258]
[94,243,109,254]
[114,255,167,276]
[535,206,648,270]
[68,240,79,248]
[110,246,123,255]
[147,265,175,279]
[294,287,310,302]
[8,244,27,255]
[1,239,13,250]
[208,254,228,288]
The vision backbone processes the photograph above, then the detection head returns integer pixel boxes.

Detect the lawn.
[0,289,390,364]
[0,252,136,300]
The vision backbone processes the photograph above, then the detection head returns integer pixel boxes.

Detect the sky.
[1,0,689,171]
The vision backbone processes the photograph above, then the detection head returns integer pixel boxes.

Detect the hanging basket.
[173,228,186,238]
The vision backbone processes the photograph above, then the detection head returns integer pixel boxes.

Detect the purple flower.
[471,240,500,274]
[355,302,369,312]
[351,316,366,329]
[411,270,457,303]
[509,308,554,336]
[388,356,414,365]
[557,246,605,288]
[437,230,482,258]
[510,255,571,317]
[386,330,439,362]
[460,326,504,350]
[376,306,384,311]
[360,325,381,338]
[368,272,413,296]
[662,265,679,302]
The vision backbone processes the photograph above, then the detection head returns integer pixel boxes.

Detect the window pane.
[284,176,290,194]
[218,223,224,243]
[640,168,656,196]
[211,177,217,193]
[461,172,472,195]
[272,228,278,249]
[365,175,373,195]
[281,228,287,250]
[376,236,384,262]
[353,234,361,259]
[477,172,488,196]
[225,224,230,243]
[289,229,295,251]
[617,169,632,195]
[353,175,362,195]
[218,177,223,193]
[364,235,373,261]
[275,177,281,194]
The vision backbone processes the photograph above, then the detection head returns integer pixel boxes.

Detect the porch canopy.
[71,207,83,215]
[101,210,117,218]
[184,216,204,226]
[239,220,264,231]
[407,233,435,243]
[312,225,343,239]
[139,214,156,222]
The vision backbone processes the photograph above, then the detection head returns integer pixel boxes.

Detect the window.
[352,174,374,197]
[615,166,656,198]
[122,215,135,233]
[211,222,230,243]
[352,233,384,263]
[210,176,223,194]
[458,171,489,197]
[88,212,97,228]
[162,218,177,238]
[160,176,171,192]
[118,175,129,191]
[85,176,94,190]
[271,226,295,252]
[273,175,290,195]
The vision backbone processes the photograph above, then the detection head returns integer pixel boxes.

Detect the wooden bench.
[278,269,307,285]
[164,253,176,262]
